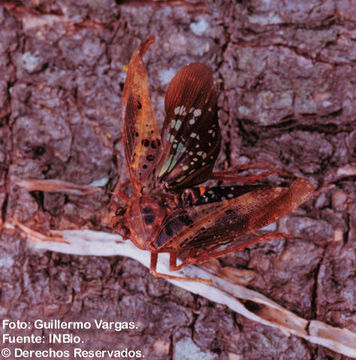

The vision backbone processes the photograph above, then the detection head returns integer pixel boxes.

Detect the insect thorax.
[123,193,175,250]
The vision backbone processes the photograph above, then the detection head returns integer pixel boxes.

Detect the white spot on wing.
[176,175,187,183]
[175,119,182,130]
[193,109,202,117]
[179,106,186,115]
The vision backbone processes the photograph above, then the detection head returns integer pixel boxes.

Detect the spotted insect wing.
[153,178,314,259]
[156,63,221,191]
[121,36,162,194]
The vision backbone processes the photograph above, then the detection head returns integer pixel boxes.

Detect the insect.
[111,36,314,282]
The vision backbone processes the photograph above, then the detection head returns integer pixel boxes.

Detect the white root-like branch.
[15,178,103,195]
[5,222,356,359]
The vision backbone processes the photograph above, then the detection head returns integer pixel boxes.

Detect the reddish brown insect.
[111,36,314,282]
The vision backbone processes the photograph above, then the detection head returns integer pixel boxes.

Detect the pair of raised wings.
[120,36,314,267]
[122,36,220,193]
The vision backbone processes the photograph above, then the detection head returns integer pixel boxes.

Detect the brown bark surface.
[0,1,355,359]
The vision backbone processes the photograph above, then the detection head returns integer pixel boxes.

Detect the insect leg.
[113,180,131,202]
[149,252,212,284]
[212,170,272,183]
[169,251,178,268]
[212,162,293,183]
[180,186,208,207]
[111,180,132,237]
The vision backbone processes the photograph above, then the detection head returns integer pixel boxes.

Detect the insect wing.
[154,178,314,254]
[156,63,220,191]
[122,36,161,193]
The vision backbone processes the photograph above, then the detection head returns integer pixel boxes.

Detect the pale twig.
[9,225,356,359]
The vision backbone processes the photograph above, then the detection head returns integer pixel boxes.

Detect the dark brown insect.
[111,36,314,282]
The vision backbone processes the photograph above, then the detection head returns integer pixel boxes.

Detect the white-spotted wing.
[155,63,220,191]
